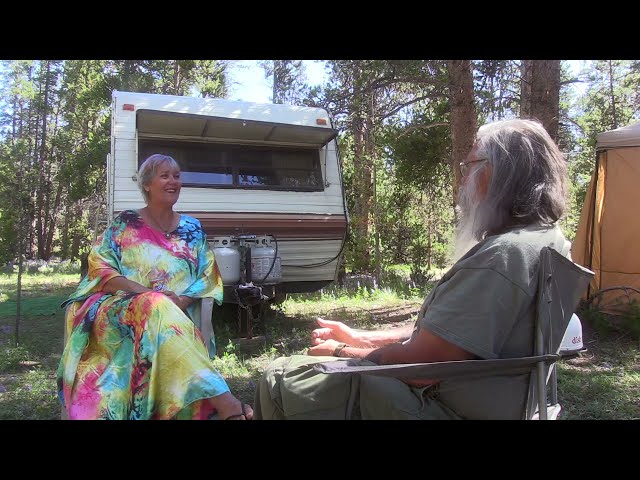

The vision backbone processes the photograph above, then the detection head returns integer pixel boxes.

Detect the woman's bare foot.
[225,403,254,420]
[212,392,254,420]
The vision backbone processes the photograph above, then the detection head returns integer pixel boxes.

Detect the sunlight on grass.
[0,368,59,420]
[557,334,640,420]
[0,273,79,300]
[283,287,423,321]
[0,273,80,287]
[0,345,31,371]
[558,364,640,420]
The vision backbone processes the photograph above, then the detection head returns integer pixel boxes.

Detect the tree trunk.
[36,60,51,258]
[520,60,533,118]
[15,149,26,346]
[70,204,84,260]
[25,65,37,260]
[608,60,619,129]
[273,60,281,104]
[522,60,561,141]
[43,97,62,259]
[44,181,63,260]
[446,60,477,203]
[173,61,182,95]
[368,93,381,282]
[351,114,372,272]
[61,202,70,259]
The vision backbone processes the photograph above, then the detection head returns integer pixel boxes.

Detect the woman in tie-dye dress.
[57,154,253,420]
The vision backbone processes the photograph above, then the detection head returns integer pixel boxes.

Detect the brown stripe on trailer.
[111,211,347,239]
[186,212,347,239]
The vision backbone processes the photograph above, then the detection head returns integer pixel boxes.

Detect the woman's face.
[145,162,182,207]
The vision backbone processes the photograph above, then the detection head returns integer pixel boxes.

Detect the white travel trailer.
[107,90,348,305]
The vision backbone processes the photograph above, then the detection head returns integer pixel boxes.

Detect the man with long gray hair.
[253,118,572,420]
[453,118,568,261]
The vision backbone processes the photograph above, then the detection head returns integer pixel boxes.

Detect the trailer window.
[139,140,323,191]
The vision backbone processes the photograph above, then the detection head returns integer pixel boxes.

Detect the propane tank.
[211,236,240,285]
[559,313,584,355]
[251,236,281,284]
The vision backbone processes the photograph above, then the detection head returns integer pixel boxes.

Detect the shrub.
[0,345,30,371]
[579,300,640,340]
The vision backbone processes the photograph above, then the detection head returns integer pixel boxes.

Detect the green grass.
[0,272,80,290]
[0,274,79,419]
[557,329,640,420]
[1,273,639,420]
[0,369,60,420]
[0,302,66,420]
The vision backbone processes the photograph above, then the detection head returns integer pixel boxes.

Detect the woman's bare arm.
[103,276,152,295]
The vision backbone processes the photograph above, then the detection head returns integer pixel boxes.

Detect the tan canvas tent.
[571,121,640,312]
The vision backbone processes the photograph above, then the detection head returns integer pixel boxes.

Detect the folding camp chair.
[313,247,594,420]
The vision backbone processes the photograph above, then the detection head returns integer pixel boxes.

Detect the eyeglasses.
[459,158,487,177]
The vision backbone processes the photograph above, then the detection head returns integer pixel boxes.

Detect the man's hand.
[312,318,359,346]
[307,338,343,357]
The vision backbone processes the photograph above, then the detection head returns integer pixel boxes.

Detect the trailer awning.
[136,109,339,148]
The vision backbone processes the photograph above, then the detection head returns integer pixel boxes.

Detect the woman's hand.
[104,276,153,295]
[162,290,189,310]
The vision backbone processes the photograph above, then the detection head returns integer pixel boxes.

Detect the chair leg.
[200,298,215,357]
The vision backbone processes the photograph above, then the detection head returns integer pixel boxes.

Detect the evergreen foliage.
[1,59,639,286]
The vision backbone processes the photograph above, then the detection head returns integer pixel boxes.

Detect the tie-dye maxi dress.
[57,210,227,420]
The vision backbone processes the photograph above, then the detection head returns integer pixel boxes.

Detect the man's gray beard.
[451,204,481,263]
[450,178,483,263]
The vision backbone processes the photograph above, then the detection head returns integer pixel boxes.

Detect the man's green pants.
[253,355,460,420]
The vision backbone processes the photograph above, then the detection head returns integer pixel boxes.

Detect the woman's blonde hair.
[137,154,180,204]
